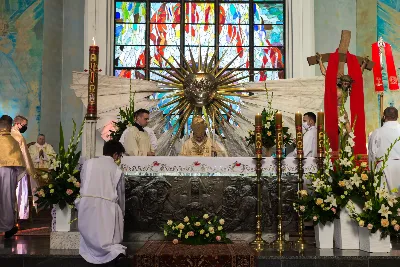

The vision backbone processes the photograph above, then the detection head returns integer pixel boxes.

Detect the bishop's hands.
[39,149,44,158]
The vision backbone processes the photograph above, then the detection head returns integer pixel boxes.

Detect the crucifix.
[307,30,375,133]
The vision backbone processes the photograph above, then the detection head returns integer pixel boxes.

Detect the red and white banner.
[372,42,399,92]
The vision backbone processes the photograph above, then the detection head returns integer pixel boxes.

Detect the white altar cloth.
[121,156,318,176]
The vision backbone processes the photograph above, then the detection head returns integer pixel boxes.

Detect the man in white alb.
[289,112,317,157]
[368,107,400,192]
[76,140,126,264]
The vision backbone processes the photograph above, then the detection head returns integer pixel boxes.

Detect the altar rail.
[121,156,318,176]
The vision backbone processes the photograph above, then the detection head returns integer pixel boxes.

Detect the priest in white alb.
[29,134,56,169]
[123,109,155,156]
[180,116,228,157]
[368,107,400,192]
[288,112,317,157]
[76,140,126,264]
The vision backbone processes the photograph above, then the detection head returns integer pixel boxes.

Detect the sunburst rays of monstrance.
[151,46,265,154]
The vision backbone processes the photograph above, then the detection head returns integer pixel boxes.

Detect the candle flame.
[92,37,96,46]
[257,113,260,115]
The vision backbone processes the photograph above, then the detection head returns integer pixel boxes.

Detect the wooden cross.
[307,30,375,74]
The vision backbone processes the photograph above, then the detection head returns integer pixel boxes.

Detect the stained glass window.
[114,0,285,81]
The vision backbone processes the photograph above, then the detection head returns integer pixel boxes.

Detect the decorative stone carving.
[124,175,298,233]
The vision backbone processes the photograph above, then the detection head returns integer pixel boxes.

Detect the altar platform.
[2,235,400,267]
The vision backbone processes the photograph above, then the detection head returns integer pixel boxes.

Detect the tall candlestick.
[317,111,325,158]
[295,112,303,158]
[255,114,263,159]
[275,112,283,159]
[86,37,99,120]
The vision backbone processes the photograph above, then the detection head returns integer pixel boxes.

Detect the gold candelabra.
[250,155,267,250]
[295,154,306,249]
[272,112,286,250]
[250,114,266,250]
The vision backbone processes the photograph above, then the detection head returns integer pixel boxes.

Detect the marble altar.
[121,156,318,233]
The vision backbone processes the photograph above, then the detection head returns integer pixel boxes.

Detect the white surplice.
[368,121,400,192]
[120,126,157,151]
[75,156,126,264]
[289,126,317,157]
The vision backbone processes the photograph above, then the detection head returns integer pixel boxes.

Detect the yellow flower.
[206,233,209,237]
[200,229,205,235]
[48,184,53,189]
[203,214,209,219]
[195,222,201,227]
[50,189,54,194]
[298,190,308,197]
[361,173,368,181]
[218,226,223,231]
[338,181,346,187]
[219,219,225,225]
[392,188,399,193]
[185,234,189,239]
[164,230,168,236]
[391,219,397,226]
[267,131,272,136]
[177,223,185,230]
[359,220,365,227]
[209,227,215,234]
[361,162,367,168]
[381,218,389,228]
[316,198,323,205]
[184,216,189,223]
[167,220,173,226]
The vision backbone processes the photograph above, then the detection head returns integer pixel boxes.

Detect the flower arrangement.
[327,106,368,209]
[348,137,400,237]
[294,137,340,225]
[163,214,231,245]
[34,120,84,210]
[245,93,293,151]
[109,85,135,141]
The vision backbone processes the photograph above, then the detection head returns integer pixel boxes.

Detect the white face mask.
[302,122,310,130]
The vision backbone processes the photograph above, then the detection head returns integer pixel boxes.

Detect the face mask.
[114,158,121,166]
[302,122,310,130]
[19,125,27,133]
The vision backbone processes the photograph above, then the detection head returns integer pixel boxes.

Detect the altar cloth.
[121,156,318,176]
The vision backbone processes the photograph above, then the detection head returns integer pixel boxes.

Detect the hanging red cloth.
[372,42,399,92]
[324,50,367,156]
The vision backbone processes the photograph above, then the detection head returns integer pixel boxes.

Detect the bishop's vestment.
[180,137,228,157]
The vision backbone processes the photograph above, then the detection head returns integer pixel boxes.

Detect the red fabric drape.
[347,52,367,155]
[324,50,340,152]
[372,43,384,92]
[324,50,367,155]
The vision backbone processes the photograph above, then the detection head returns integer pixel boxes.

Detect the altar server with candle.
[368,107,400,192]
[180,116,228,157]
[76,140,126,264]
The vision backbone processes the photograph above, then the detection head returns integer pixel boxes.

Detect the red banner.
[372,42,399,92]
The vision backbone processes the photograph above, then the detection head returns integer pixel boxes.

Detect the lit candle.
[275,112,283,158]
[317,110,325,157]
[295,112,303,158]
[255,113,263,158]
[86,37,99,119]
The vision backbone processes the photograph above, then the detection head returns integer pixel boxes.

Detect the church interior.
[1,0,400,266]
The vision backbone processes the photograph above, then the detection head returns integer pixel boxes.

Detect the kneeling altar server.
[76,140,126,264]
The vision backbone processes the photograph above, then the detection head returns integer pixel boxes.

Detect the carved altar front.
[121,157,318,233]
